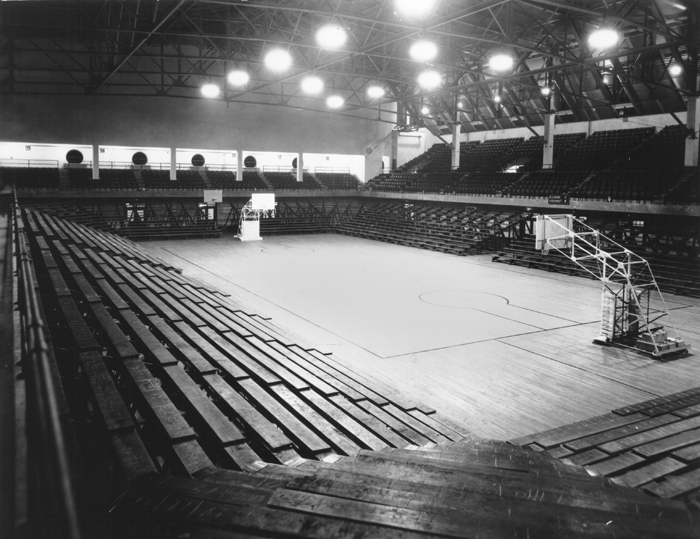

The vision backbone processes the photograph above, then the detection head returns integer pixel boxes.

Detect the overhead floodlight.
[588,28,619,50]
[265,49,292,72]
[201,83,220,98]
[367,85,386,99]
[457,101,464,109]
[395,0,435,18]
[409,40,438,63]
[316,24,347,49]
[327,95,344,108]
[417,70,441,89]
[301,76,324,94]
[669,64,683,76]
[488,54,514,72]
[541,87,551,96]
[494,95,502,103]
[228,70,250,86]
[421,106,430,115]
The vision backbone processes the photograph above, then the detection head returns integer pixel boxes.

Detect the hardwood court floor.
[139,233,700,441]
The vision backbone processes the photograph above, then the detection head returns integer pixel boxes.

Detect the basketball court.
[140,233,700,440]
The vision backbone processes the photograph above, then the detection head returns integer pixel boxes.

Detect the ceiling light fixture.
[421,106,430,115]
[264,49,292,72]
[327,95,344,109]
[669,64,683,76]
[395,0,436,19]
[541,87,551,96]
[227,70,249,86]
[488,54,514,72]
[417,70,441,89]
[588,28,619,50]
[494,95,502,103]
[367,85,386,99]
[301,76,324,94]
[316,24,347,49]
[409,40,438,62]
[201,83,220,98]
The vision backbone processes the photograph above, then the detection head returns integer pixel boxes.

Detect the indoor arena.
[1,1,700,538]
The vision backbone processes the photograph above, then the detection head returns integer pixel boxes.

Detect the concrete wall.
[0,94,392,182]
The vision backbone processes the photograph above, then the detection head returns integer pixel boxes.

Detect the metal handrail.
[0,159,60,168]
[13,192,81,539]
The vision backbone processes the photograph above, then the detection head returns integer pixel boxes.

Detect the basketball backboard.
[251,193,275,211]
[535,214,573,251]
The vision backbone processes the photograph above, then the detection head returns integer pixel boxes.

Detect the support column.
[297,153,304,182]
[391,130,398,170]
[170,147,177,181]
[543,113,555,169]
[451,124,461,170]
[92,144,100,180]
[685,96,700,167]
[236,151,243,181]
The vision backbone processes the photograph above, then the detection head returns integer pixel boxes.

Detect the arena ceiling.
[1,0,699,135]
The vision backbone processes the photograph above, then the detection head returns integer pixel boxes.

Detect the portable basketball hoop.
[236,193,276,242]
[535,214,690,359]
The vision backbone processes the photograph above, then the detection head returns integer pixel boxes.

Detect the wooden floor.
[139,233,700,440]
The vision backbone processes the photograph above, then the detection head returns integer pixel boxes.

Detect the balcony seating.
[2,166,61,189]
[614,124,688,171]
[508,170,588,198]
[448,172,523,195]
[557,127,655,170]
[316,173,361,190]
[571,170,672,202]
[458,138,524,172]
[264,171,321,190]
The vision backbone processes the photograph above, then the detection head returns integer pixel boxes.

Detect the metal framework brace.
[536,214,691,359]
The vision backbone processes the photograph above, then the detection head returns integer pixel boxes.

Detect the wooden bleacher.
[336,202,515,255]
[9,203,700,537]
[493,224,700,298]
[512,389,700,501]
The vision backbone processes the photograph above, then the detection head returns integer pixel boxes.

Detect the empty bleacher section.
[264,171,322,190]
[401,170,466,193]
[66,168,140,190]
[666,168,700,205]
[512,388,700,500]
[507,135,544,169]
[207,170,270,190]
[336,202,517,254]
[26,201,220,241]
[459,137,524,171]
[141,169,172,189]
[10,199,700,539]
[259,200,339,235]
[557,127,655,170]
[449,171,523,195]
[315,172,362,190]
[508,170,589,198]
[614,124,688,171]
[571,170,668,202]
[1,166,61,189]
[175,169,207,189]
[366,171,416,191]
[493,214,700,297]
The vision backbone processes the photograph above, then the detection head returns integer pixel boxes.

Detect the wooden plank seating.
[20,207,700,538]
[79,350,158,480]
[513,388,700,502]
